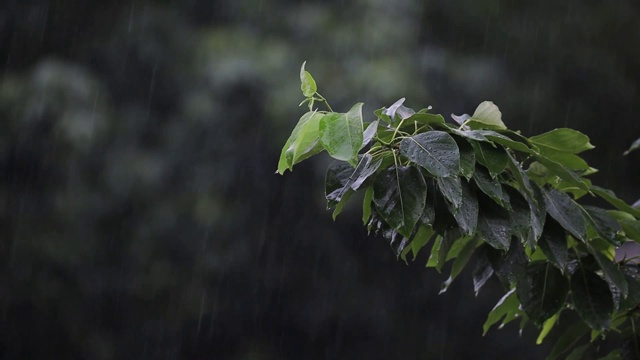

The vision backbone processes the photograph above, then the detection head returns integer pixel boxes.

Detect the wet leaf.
[373,166,427,236]
[570,267,614,331]
[319,103,364,165]
[277,111,324,174]
[477,200,512,250]
[583,206,623,245]
[325,160,356,206]
[624,137,640,155]
[473,166,510,209]
[400,131,460,177]
[543,188,587,241]
[483,288,521,335]
[441,236,481,294]
[538,218,568,270]
[592,186,640,218]
[536,313,559,344]
[454,137,476,180]
[471,141,508,178]
[516,262,569,325]
[504,187,531,244]
[473,245,494,296]
[589,247,628,299]
[451,113,470,125]
[473,130,535,154]
[546,321,590,360]
[361,120,379,149]
[530,128,594,154]
[383,97,414,123]
[362,186,374,225]
[437,175,463,209]
[408,225,435,261]
[535,155,590,191]
[447,179,478,236]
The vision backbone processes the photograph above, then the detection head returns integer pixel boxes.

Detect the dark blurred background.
[1,1,639,359]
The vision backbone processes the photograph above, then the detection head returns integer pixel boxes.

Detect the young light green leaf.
[570,267,614,331]
[543,153,590,170]
[362,186,374,225]
[409,225,435,260]
[468,101,507,130]
[373,165,427,237]
[399,131,460,177]
[277,111,323,174]
[483,288,521,335]
[543,188,587,241]
[436,227,462,272]
[471,141,508,178]
[332,188,353,220]
[300,61,317,97]
[592,186,640,218]
[516,262,569,325]
[319,103,364,165]
[440,236,481,293]
[536,313,559,345]
[530,128,594,154]
[534,155,590,191]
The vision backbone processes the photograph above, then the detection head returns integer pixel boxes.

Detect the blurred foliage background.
[1,0,639,359]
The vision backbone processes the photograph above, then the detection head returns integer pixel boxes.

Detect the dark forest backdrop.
[1,1,640,359]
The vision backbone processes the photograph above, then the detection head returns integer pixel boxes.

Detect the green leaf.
[300,61,317,97]
[473,166,510,209]
[373,165,427,237]
[447,179,478,236]
[441,236,481,293]
[536,313,559,345]
[487,238,528,286]
[504,187,531,243]
[406,112,446,126]
[483,288,521,335]
[349,154,383,191]
[383,97,414,123]
[473,245,494,296]
[471,141,508,178]
[361,120,379,149]
[534,155,590,191]
[543,152,590,171]
[538,218,568,270]
[477,199,512,250]
[437,175,463,210]
[473,130,535,154]
[399,131,460,177]
[516,262,569,325]
[570,267,614,331]
[319,103,364,165]
[530,128,595,154]
[426,236,442,268]
[408,225,435,260]
[620,266,640,311]
[506,152,535,200]
[592,186,640,218]
[565,344,591,360]
[277,111,324,174]
[589,247,628,299]
[624,137,640,155]
[543,188,587,241]
[583,206,623,245]
[468,101,507,130]
[437,227,462,272]
[546,321,590,360]
[454,137,475,180]
[332,188,354,220]
[362,186,374,225]
[528,182,547,242]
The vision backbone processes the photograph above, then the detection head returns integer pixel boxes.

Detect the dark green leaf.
[543,188,587,241]
[437,175,463,209]
[453,137,476,180]
[300,61,317,97]
[477,200,512,250]
[447,179,478,236]
[570,267,614,331]
[437,227,462,272]
[546,321,590,360]
[349,154,383,191]
[400,131,460,177]
[516,262,569,325]
[620,266,640,311]
[528,182,547,242]
[473,245,494,296]
[483,289,521,335]
[473,166,510,209]
[565,344,591,360]
[373,166,427,236]
[488,238,528,286]
[589,247,628,299]
[471,141,508,178]
[530,128,594,154]
[538,218,568,270]
[325,160,355,206]
[583,206,623,245]
[406,113,445,126]
[319,103,364,165]
[504,187,530,242]
[474,130,536,154]
[506,152,535,200]
[592,186,640,218]
[419,179,437,226]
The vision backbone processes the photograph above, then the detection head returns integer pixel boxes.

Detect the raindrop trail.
[145,62,158,123]
[195,290,206,343]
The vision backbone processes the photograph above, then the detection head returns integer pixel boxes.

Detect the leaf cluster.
[277,63,640,359]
